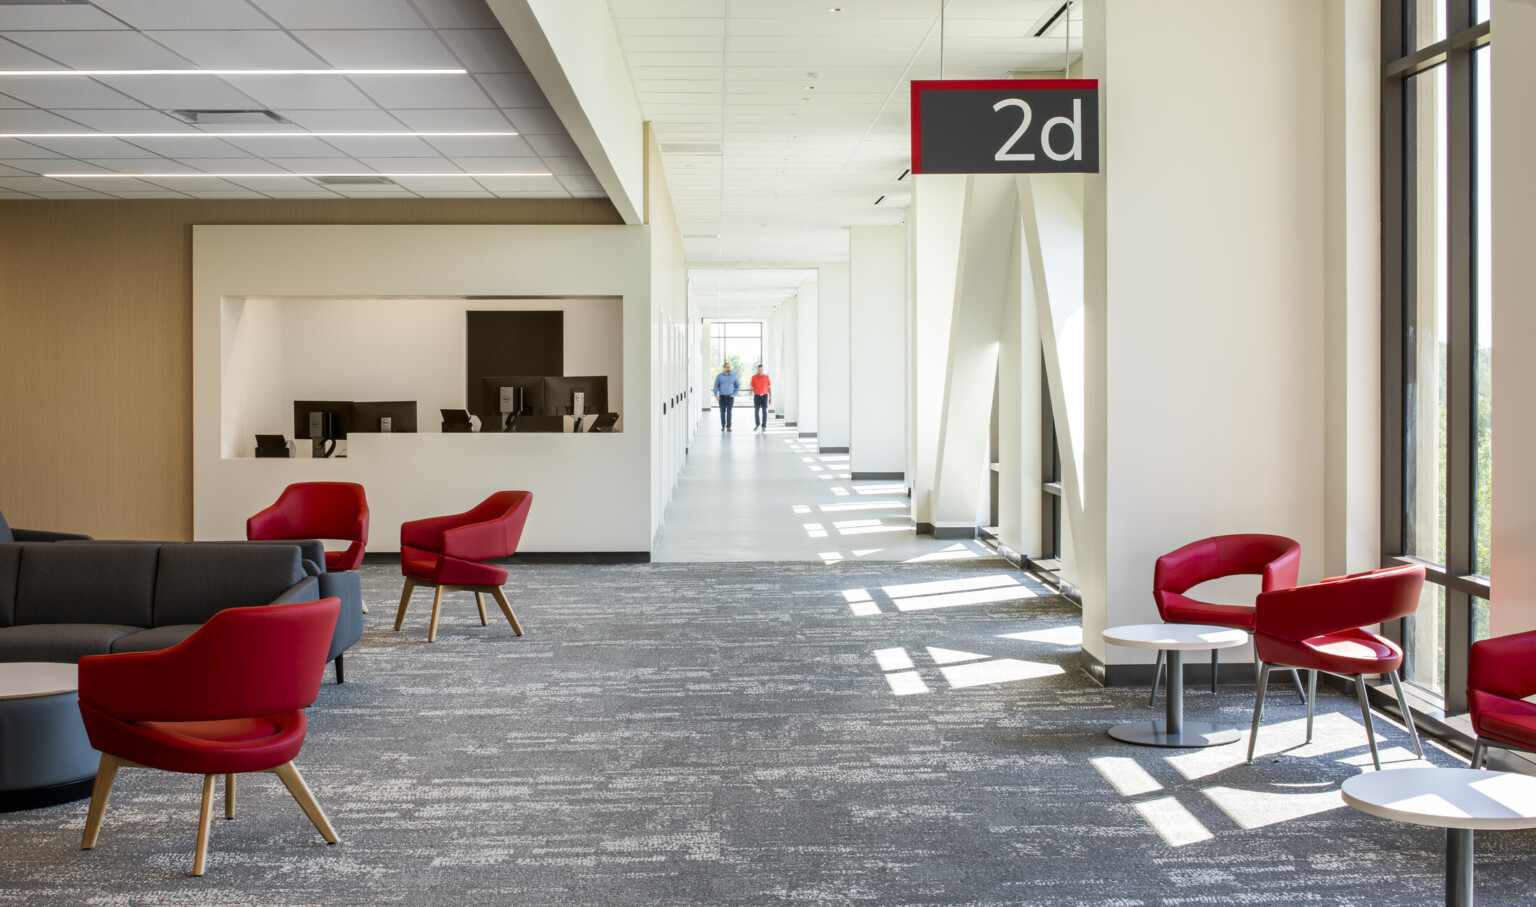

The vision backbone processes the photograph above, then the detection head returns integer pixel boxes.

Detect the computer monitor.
[351,401,418,433]
[293,401,352,440]
[543,376,608,419]
[477,376,544,432]
[441,408,473,433]
[254,434,289,457]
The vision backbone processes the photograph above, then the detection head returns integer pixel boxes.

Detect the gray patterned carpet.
[1,560,1532,905]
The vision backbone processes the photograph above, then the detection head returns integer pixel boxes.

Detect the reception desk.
[195,431,650,555]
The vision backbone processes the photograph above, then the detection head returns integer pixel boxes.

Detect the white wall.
[909,175,967,527]
[849,226,907,476]
[795,280,819,435]
[223,296,622,454]
[1491,0,1536,635]
[1082,0,1327,665]
[194,224,654,554]
[815,262,851,451]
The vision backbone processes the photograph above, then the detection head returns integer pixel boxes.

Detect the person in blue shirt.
[712,363,740,431]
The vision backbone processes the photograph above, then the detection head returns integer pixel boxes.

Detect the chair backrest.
[1254,564,1425,642]
[1153,534,1301,605]
[251,482,369,543]
[78,598,339,723]
[1469,629,1536,704]
[455,490,533,560]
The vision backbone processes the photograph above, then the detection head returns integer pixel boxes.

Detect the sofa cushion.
[14,543,159,627]
[0,623,143,663]
[111,624,199,654]
[0,544,20,627]
[152,544,304,627]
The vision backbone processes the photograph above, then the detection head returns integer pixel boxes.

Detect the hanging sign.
[910,79,1099,174]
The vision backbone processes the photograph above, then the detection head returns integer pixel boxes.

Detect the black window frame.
[1381,0,1491,715]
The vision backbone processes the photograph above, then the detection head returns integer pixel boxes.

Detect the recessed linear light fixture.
[0,69,468,76]
[43,171,552,179]
[5,131,519,139]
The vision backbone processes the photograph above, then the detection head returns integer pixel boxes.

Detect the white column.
[849,226,908,478]
[816,262,851,452]
[1491,0,1536,635]
[909,175,967,530]
[777,296,799,425]
[795,279,819,437]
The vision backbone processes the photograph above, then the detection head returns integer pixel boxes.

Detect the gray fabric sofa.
[0,541,362,682]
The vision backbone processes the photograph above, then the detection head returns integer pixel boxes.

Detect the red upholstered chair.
[1468,630,1536,769]
[394,491,532,642]
[77,598,341,876]
[1245,564,1426,770]
[1152,534,1306,703]
[248,481,370,571]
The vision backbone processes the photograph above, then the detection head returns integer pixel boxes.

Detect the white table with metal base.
[1102,624,1249,748]
[1342,767,1536,907]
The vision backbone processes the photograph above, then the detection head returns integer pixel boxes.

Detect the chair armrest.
[1470,630,1536,702]
[246,503,290,540]
[269,576,321,606]
[400,512,469,552]
[441,517,516,562]
[11,528,92,542]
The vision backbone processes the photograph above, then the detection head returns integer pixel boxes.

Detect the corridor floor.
[652,413,997,563]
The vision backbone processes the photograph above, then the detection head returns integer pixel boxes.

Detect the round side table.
[1342,767,1536,907]
[1102,624,1249,748]
[0,662,98,811]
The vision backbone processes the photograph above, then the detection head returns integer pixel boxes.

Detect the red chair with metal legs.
[77,598,341,876]
[1468,629,1536,769]
[1151,534,1307,704]
[248,482,370,571]
[1245,564,1426,770]
[395,491,532,642]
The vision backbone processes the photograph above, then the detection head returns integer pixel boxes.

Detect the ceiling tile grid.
[0,0,588,201]
[611,0,1083,266]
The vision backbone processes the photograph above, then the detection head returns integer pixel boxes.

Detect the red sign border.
[910,79,1099,175]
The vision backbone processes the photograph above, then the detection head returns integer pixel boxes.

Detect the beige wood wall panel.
[0,198,623,541]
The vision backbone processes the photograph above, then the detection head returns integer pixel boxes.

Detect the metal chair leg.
[1305,670,1318,743]
[1247,663,1271,765]
[1149,649,1165,708]
[1211,648,1219,694]
[1471,739,1487,769]
[1290,668,1308,704]
[1356,674,1382,770]
[1387,669,1424,759]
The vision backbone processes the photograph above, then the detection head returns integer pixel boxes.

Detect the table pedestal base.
[1108,720,1242,748]
[1447,827,1473,907]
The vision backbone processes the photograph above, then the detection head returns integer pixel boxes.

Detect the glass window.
[1475,0,1490,24]
[1407,583,1447,693]
[1474,45,1493,580]
[708,321,762,395]
[1411,0,1446,50]
[1405,64,1448,570]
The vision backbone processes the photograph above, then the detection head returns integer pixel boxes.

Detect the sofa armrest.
[12,528,92,542]
[269,575,321,606]
[316,571,363,662]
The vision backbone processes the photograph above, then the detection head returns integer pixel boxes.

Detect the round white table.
[1342,767,1536,906]
[1102,624,1249,748]
[0,662,97,812]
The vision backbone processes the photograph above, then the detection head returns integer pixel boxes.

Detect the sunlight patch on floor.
[1133,796,1214,847]
[999,626,1082,646]
[939,658,1063,688]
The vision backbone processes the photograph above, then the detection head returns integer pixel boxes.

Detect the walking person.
[750,365,772,431]
[713,362,739,431]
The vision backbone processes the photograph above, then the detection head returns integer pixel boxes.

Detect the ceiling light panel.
[0,1,597,201]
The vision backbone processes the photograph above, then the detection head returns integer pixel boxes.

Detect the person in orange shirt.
[750,365,772,432]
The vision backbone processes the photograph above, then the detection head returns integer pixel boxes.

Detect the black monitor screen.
[478,376,545,431]
[543,376,608,418]
[293,401,353,439]
[351,401,418,433]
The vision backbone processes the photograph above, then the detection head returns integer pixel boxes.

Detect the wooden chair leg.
[193,773,216,876]
[272,762,339,844]
[489,585,523,636]
[225,774,236,820]
[427,584,446,642]
[394,578,416,631]
[475,591,488,626]
[80,753,120,850]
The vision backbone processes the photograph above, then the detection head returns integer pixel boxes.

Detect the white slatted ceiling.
[612,0,1083,266]
[692,267,817,320]
[0,0,595,200]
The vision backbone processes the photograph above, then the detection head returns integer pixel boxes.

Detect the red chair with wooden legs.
[77,598,341,876]
[1468,629,1536,769]
[1152,534,1307,704]
[395,491,532,642]
[1246,564,1427,770]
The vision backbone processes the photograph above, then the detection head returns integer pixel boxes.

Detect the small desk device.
[499,385,524,432]
[441,409,473,433]
[254,434,289,458]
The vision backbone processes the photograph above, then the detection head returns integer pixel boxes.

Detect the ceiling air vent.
[168,109,292,125]
[312,175,397,186]
[683,234,721,241]
[660,142,723,155]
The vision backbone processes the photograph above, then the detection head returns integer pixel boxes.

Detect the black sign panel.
[911,80,1099,174]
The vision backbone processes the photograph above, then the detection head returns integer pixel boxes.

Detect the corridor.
[652,412,998,563]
